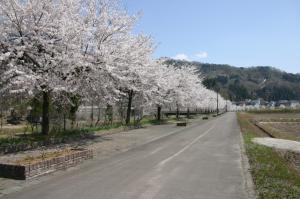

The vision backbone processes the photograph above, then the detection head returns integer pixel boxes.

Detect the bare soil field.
[253,113,300,141]
[253,113,300,120]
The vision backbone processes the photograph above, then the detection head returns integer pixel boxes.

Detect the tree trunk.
[187,108,190,119]
[108,105,113,124]
[70,107,76,128]
[176,103,179,120]
[63,113,66,131]
[0,108,3,129]
[126,90,134,125]
[69,96,80,129]
[105,104,113,124]
[157,106,162,121]
[90,101,94,127]
[118,99,126,124]
[42,91,50,135]
[95,105,101,126]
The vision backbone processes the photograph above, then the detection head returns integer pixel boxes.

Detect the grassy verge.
[237,112,300,198]
[0,114,207,152]
[83,122,123,132]
[0,125,36,138]
[132,115,204,126]
[0,128,93,147]
[0,118,169,150]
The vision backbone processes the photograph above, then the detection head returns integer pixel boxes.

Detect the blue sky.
[122,0,300,74]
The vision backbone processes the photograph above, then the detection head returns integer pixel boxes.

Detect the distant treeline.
[166,59,300,101]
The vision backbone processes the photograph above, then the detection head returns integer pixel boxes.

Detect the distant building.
[276,100,290,107]
[268,101,276,108]
[236,101,246,106]
[251,98,266,108]
[290,100,300,108]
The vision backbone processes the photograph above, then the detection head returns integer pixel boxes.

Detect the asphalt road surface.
[2,113,249,199]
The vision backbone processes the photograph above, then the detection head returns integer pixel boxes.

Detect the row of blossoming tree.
[0,0,228,135]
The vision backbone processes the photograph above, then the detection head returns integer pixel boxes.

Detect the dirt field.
[253,113,300,120]
[251,113,300,141]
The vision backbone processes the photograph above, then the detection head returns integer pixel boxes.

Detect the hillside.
[165,59,300,101]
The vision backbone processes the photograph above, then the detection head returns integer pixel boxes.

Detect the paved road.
[2,113,249,199]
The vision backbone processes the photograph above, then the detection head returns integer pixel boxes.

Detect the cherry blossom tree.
[74,0,156,125]
[1,0,232,133]
[0,0,85,134]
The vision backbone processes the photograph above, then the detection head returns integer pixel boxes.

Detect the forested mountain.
[165,59,300,101]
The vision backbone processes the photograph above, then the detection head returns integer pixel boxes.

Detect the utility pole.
[0,105,2,129]
[216,91,219,115]
[226,100,228,112]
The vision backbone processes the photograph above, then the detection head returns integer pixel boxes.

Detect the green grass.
[0,125,35,137]
[0,136,26,146]
[0,118,164,149]
[131,115,193,126]
[238,113,300,198]
[139,116,189,125]
[0,114,206,151]
[0,128,93,147]
[83,122,123,132]
[0,119,158,148]
[139,119,167,125]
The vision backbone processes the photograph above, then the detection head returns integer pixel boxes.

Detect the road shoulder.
[238,127,258,199]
